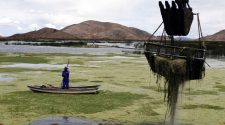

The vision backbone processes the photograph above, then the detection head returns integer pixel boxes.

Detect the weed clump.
[144,53,205,124]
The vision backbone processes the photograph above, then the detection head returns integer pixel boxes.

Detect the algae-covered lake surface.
[0,50,225,125]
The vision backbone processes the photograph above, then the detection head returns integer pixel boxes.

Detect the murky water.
[26,116,109,125]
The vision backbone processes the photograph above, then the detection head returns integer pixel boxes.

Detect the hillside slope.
[204,30,225,41]
[62,20,152,40]
[7,20,154,41]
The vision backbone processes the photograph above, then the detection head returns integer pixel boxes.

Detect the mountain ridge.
[7,20,153,41]
[204,29,225,41]
[6,20,225,41]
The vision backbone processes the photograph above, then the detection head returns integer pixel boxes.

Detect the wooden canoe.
[27,85,100,94]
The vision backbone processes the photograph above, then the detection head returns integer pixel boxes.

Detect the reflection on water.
[26,116,107,125]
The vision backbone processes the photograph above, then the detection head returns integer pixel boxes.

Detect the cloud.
[0,18,13,24]
[45,23,57,29]
[46,14,84,26]
[0,0,224,38]
[17,26,23,31]
[29,24,41,31]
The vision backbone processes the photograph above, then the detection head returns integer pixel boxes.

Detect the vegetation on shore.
[0,91,145,124]
[0,53,224,125]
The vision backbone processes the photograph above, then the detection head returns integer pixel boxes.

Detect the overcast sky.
[0,0,224,38]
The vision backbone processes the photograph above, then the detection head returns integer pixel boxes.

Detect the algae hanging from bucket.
[144,0,206,125]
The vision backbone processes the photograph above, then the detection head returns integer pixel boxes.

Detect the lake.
[0,44,129,55]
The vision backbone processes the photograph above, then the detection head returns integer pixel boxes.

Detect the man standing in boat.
[62,67,70,89]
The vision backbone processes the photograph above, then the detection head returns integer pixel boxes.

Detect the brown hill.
[204,30,225,41]
[7,20,154,41]
[0,36,3,40]
[62,20,152,40]
[0,35,6,40]
[8,28,58,40]
[46,31,76,40]
[8,27,76,40]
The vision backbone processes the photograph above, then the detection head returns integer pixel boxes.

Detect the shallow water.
[0,63,80,69]
[0,44,127,54]
[107,56,136,59]
[205,59,225,69]
[26,116,106,125]
[0,74,14,82]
